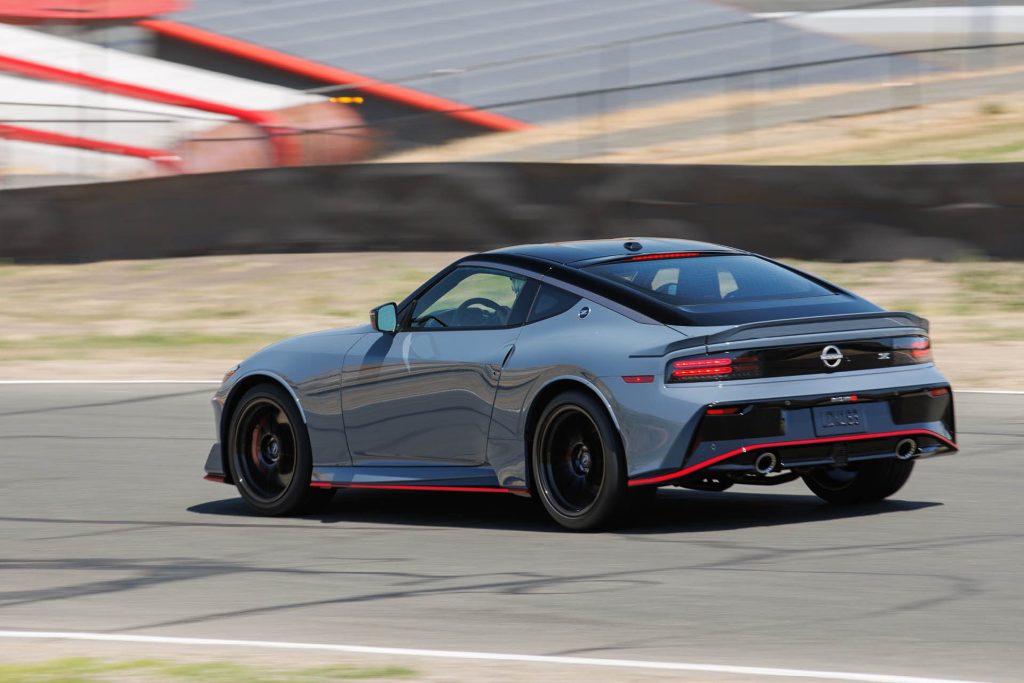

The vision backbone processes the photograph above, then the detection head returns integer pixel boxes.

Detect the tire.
[802,458,914,504]
[226,383,334,516]
[531,389,627,531]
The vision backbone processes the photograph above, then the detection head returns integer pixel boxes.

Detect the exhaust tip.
[754,451,778,475]
[895,438,918,460]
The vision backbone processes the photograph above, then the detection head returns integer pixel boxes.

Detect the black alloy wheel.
[802,458,914,504]
[227,383,333,516]
[532,389,627,531]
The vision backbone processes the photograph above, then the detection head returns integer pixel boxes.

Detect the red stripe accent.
[137,19,531,133]
[203,473,227,483]
[0,123,181,169]
[0,53,301,166]
[311,482,524,494]
[628,429,958,487]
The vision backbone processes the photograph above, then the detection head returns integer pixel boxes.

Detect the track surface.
[1,384,1021,681]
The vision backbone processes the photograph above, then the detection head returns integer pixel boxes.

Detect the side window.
[410,268,528,330]
[527,284,581,323]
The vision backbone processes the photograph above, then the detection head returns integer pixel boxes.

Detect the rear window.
[585,255,834,305]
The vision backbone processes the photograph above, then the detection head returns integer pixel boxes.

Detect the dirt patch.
[0,254,1020,388]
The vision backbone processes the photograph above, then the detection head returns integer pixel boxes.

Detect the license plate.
[813,405,867,436]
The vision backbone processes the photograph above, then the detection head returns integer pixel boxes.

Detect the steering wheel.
[454,297,506,326]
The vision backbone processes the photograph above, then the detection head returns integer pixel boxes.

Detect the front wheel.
[226,383,334,516]
[802,458,914,504]
[531,390,627,531]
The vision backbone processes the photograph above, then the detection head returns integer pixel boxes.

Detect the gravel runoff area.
[0,253,1020,388]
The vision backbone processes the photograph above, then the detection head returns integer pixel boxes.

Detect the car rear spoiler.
[707,311,927,344]
[635,311,929,357]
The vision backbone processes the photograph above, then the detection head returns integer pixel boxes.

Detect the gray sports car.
[204,238,957,530]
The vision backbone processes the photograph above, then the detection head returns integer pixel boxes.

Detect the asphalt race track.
[1,383,1021,681]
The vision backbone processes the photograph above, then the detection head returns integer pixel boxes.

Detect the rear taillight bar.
[894,335,932,364]
[667,334,932,383]
[670,357,733,381]
[668,354,761,383]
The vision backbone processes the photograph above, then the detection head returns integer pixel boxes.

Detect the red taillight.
[622,375,655,384]
[928,387,949,397]
[673,366,734,378]
[670,357,733,380]
[668,354,762,383]
[628,251,700,261]
[706,406,740,415]
[894,336,933,364]
[674,357,732,369]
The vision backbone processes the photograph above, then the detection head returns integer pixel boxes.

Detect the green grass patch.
[948,139,1024,162]
[978,101,1009,116]
[955,265,1024,311]
[0,657,415,682]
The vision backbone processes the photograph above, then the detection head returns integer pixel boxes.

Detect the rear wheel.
[531,390,627,531]
[227,383,334,516]
[802,458,914,504]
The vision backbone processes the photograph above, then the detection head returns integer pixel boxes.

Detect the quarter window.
[527,284,580,323]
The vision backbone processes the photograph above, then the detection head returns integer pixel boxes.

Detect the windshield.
[585,255,834,306]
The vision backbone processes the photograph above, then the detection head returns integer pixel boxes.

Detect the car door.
[342,266,535,466]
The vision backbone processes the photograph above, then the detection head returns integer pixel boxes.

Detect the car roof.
[485,238,742,265]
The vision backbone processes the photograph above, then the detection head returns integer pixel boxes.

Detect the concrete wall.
[1,162,1021,262]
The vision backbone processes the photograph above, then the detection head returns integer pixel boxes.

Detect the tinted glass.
[411,267,528,329]
[585,255,833,305]
[528,284,580,322]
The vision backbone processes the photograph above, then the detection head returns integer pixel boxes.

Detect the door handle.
[500,344,516,367]
[489,344,515,381]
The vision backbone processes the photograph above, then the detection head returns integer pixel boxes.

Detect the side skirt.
[308,465,530,496]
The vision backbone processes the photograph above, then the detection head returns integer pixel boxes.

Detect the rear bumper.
[616,366,957,486]
[629,427,955,486]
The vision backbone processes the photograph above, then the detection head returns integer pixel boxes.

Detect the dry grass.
[0,656,413,682]
[588,95,1024,165]
[375,63,1024,166]
[0,253,1020,387]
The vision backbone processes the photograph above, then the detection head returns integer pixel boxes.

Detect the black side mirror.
[370,302,398,333]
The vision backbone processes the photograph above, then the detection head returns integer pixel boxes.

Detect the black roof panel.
[486,238,741,264]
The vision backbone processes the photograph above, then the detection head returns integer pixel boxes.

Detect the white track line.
[0,630,992,683]
[955,389,1024,395]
